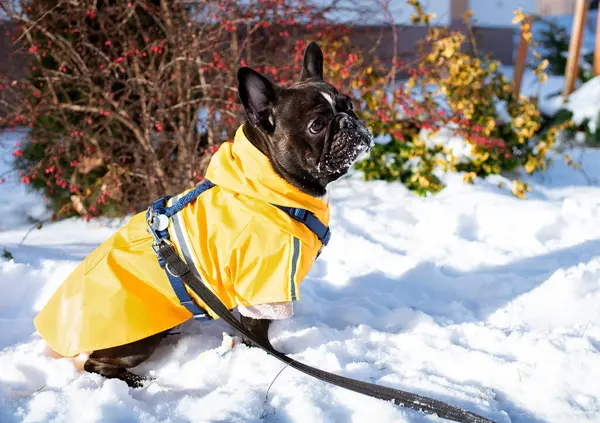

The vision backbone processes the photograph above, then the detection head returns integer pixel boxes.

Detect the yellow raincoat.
[34,125,330,357]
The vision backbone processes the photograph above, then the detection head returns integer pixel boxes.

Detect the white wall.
[319,0,581,27]
[319,0,550,28]
[320,0,451,26]
[470,0,536,27]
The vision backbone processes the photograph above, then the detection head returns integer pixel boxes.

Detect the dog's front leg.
[238,302,293,350]
[239,314,274,350]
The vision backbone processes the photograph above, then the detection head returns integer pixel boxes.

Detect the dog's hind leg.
[83,331,167,388]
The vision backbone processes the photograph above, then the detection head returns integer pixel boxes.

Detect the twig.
[20,219,47,245]
[260,362,292,420]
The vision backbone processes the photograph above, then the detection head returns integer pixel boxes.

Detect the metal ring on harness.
[165,262,180,277]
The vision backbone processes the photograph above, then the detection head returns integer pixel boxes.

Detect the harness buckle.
[151,238,181,278]
[180,300,208,319]
[291,208,309,221]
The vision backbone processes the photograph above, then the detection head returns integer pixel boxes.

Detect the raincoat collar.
[205,125,330,226]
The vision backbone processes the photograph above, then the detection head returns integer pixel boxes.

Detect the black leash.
[154,240,496,423]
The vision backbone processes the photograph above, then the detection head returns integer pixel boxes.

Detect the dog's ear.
[237,67,277,133]
[298,41,324,82]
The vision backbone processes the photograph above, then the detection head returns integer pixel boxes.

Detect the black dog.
[41,42,373,387]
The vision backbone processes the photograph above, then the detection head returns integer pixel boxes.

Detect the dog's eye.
[309,118,326,134]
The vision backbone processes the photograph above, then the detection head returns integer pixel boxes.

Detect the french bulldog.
[66,41,373,387]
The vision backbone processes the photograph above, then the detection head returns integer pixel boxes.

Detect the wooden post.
[594,9,600,76]
[563,0,589,99]
[513,14,531,99]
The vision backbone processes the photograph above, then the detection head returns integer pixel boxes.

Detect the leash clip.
[150,237,173,254]
[150,237,180,277]
[146,207,170,242]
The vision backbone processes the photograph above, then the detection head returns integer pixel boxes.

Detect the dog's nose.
[339,115,357,130]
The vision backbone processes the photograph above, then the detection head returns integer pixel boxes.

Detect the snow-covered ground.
[1,127,600,423]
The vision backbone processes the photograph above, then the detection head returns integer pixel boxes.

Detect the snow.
[2,129,600,423]
[421,127,474,163]
[565,76,600,133]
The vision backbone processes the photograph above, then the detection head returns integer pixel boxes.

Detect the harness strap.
[163,262,210,320]
[147,179,216,321]
[164,179,216,217]
[274,205,331,246]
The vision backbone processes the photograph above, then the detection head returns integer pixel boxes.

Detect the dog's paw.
[241,334,274,351]
[121,370,154,389]
[241,335,255,348]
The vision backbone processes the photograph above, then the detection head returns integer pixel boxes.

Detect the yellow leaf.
[463,10,474,22]
[512,9,524,24]
[511,180,531,199]
[524,159,537,174]
[463,172,477,184]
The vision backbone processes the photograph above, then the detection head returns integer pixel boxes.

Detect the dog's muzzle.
[321,113,373,175]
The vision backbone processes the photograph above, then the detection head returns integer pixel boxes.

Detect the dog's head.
[237,42,373,197]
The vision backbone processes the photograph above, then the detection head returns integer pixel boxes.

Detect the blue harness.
[146,179,331,321]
